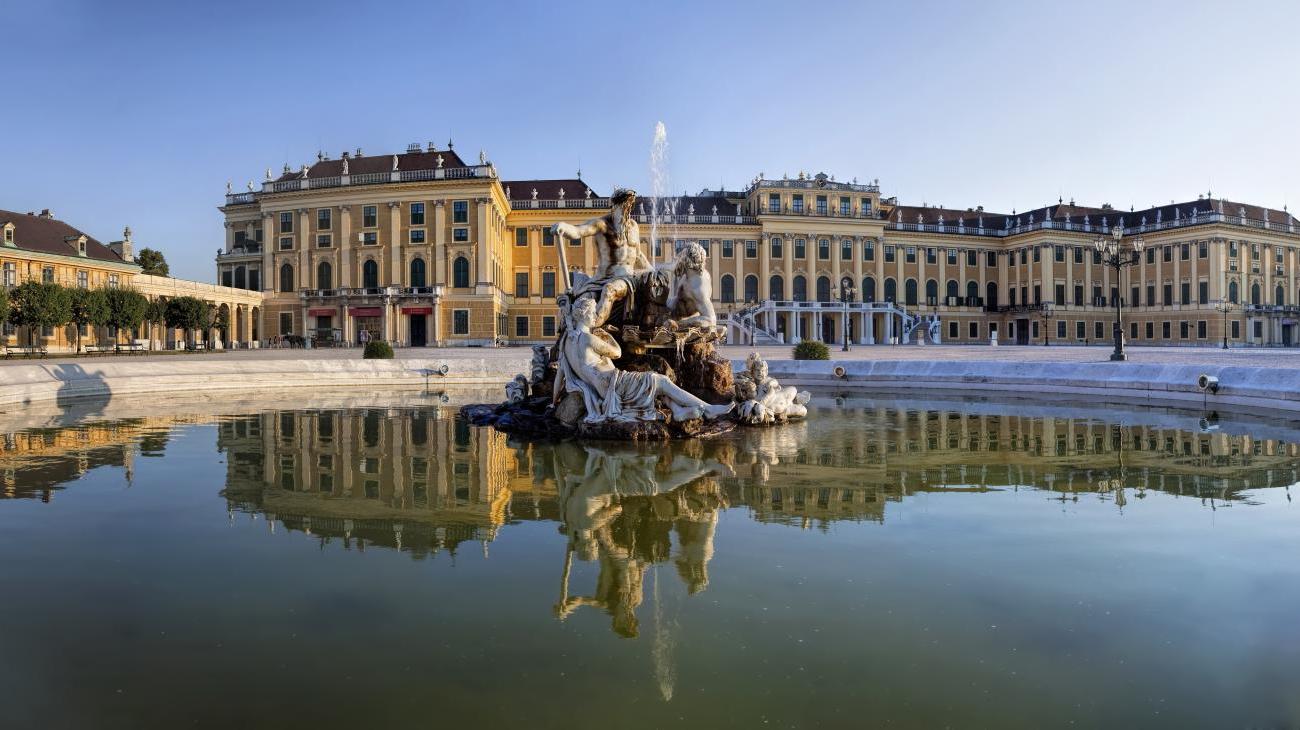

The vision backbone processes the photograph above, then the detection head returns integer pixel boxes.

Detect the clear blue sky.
[5,0,1299,281]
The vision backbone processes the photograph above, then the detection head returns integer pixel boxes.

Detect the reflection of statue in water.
[734,353,810,424]
[552,443,727,638]
[557,298,733,423]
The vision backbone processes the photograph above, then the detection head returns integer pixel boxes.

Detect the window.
[1198,281,1208,303]
[41,266,54,283]
[791,195,804,213]
[770,275,785,300]
[279,263,294,292]
[515,228,528,247]
[1073,246,1083,264]
[279,312,293,336]
[1197,320,1207,339]
[316,261,332,289]
[1180,321,1190,339]
[745,240,758,259]
[1057,320,1066,339]
[452,200,468,223]
[720,274,735,303]
[279,236,293,251]
[1145,321,1154,339]
[967,250,977,266]
[861,198,872,217]
[1146,284,1156,306]
[410,202,425,226]
[515,316,529,338]
[279,212,293,233]
[1092,249,1102,265]
[362,206,377,227]
[77,271,88,288]
[317,234,332,248]
[722,240,734,258]
[542,227,555,246]
[1229,241,1239,258]
[1074,284,1083,305]
[864,240,874,261]
[744,275,759,302]
[1163,283,1173,306]
[970,321,980,338]
[948,321,959,339]
[453,310,469,335]
[986,251,996,267]
[542,271,556,298]
[108,274,119,288]
[905,247,916,264]
[3,262,15,286]
[841,239,853,260]
[452,257,470,288]
[819,239,830,260]
[317,209,331,230]
[453,228,468,242]
[1076,321,1085,340]
[1095,321,1105,339]
[1054,245,1064,263]
[2,227,11,244]
[947,248,958,265]
[1199,241,1208,258]
[1180,282,1190,305]
[1228,280,1239,303]
[770,237,783,259]
[1163,245,1172,263]
[816,195,827,215]
[362,260,379,289]
[542,316,556,337]
[795,238,807,259]
[514,272,529,298]
[1145,247,1155,264]
[408,229,425,244]
[1162,321,1172,339]
[1231,320,1240,339]
[767,193,780,212]
[926,248,937,265]
[1181,243,1190,260]
[1033,246,1041,263]
[839,197,850,216]
[1054,283,1065,304]
[793,276,808,301]
[1131,321,1138,340]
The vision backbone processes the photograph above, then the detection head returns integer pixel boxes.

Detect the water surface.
[2,394,1298,728]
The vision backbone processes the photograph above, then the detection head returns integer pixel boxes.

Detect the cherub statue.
[733,352,809,424]
[665,242,717,330]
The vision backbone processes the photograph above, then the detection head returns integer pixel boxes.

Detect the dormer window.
[79,240,87,255]
[2,224,13,245]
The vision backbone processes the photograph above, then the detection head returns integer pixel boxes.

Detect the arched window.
[1251,282,1261,305]
[966,280,979,303]
[410,258,426,288]
[279,263,294,293]
[720,274,735,303]
[986,281,999,308]
[792,276,807,301]
[884,278,897,303]
[453,257,470,288]
[316,261,332,290]
[363,260,379,289]
[744,274,759,302]
[925,279,938,305]
[234,265,246,289]
[862,277,876,302]
[904,278,918,306]
[946,279,959,301]
[816,276,831,302]
[769,275,784,301]
[1228,280,1239,304]
[1276,284,1285,305]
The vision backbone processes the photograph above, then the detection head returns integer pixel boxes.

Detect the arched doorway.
[986,281,999,309]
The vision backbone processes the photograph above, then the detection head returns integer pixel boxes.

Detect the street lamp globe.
[1111,224,1123,242]
[1132,236,1145,252]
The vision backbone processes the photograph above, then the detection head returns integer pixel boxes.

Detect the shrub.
[363,340,394,359]
[792,340,830,360]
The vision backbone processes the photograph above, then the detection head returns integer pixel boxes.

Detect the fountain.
[464,183,810,440]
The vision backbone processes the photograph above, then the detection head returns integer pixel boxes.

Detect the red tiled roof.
[275,149,470,182]
[501,179,598,200]
[0,209,128,264]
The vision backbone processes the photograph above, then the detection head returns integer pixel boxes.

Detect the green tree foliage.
[104,288,149,346]
[164,296,206,346]
[137,247,170,276]
[143,298,167,349]
[68,287,110,353]
[363,340,394,359]
[792,339,830,360]
[0,286,9,325]
[8,281,72,349]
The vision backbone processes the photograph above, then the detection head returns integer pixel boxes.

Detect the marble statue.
[733,352,809,424]
[552,188,652,326]
[505,374,529,404]
[556,298,732,424]
[927,316,941,343]
[665,242,717,330]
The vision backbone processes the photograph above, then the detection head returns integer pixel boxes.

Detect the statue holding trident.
[551,188,651,327]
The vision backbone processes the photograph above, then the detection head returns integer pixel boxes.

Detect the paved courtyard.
[4,343,1298,369]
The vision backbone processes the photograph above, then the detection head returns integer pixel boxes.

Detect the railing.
[632,213,756,225]
[217,246,261,259]
[510,198,612,210]
[298,286,444,299]
[750,179,880,194]
[758,205,877,219]
[231,165,496,204]
[886,210,1298,239]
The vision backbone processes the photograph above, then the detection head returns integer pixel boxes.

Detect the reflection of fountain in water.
[651,564,679,702]
[649,121,678,265]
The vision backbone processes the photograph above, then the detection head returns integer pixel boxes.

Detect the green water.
[1,394,1298,728]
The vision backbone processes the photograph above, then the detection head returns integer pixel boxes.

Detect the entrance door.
[409,315,427,347]
[1016,318,1030,345]
[1283,324,1293,347]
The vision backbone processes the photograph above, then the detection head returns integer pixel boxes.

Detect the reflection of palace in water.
[5,401,1298,638]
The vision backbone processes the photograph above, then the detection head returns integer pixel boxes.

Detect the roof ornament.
[852,177,858,184]
[427,141,436,152]
[247,180,254,192]
[226,180,232,194]
[447,137,454,150]
[123,226,132,241]
[1156,209,1162,223]
[341,157,349,175]
[917,212,923,224]
[479,149,486,164]
[1084,214,1090,226]
[283,163,290,174]
[688,203,695,215]
[506,186,512,199]
[356,148,363,156]
[300,165,309,179]
[316,150,325,161]
[1141,215,1147,226]
[558,187,566,200]
[977,215,984,228]
[585,187,592,199]
[531,188,538,200]
[265,168,272,181]
[712,205,718,216]
[1102,216,1108,228]
[436,154,444,168]
[937,214,945,226]
[735,203,742,215]
[392,155,399,171]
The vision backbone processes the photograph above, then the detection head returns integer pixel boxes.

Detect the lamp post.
[1093,225,1145,362]
[1040,302,1053,346]
[1213,300,1232,349]
[836,277,857,352]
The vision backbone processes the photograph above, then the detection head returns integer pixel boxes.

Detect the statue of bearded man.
[552,188,650,326]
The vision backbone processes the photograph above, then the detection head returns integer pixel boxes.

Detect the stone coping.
[749,359,1300,416]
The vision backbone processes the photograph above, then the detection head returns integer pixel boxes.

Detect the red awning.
[401,306,433,315]
[349,307,383,317]
[308,308,336,316]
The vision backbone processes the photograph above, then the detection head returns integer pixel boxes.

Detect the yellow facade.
[218,149,1300,348]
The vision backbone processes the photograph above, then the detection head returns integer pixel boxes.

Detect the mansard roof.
[275,148,470,182]
[501,179,597,200]
[0,209,128,264]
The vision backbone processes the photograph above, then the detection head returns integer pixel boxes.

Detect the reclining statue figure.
[734,352,809,424]
[556,297,733,424]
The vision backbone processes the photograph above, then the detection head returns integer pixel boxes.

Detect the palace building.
[217,143,1300,348]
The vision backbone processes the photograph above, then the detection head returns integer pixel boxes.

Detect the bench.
[4,343,48,358]
[117,342,147,354]
[84,344,115,355]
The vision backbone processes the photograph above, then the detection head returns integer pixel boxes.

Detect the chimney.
[39,208,53,219]
[108,226,134,262]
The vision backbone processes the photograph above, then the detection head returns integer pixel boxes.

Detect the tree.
[164,296,205,347]
[104,288,149,348]
[137,247,169,277]
[210,305,229,347]
[144,298,167,350]
[68,287,110,353]
[8,281,72,350]
[0,287,9,326]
